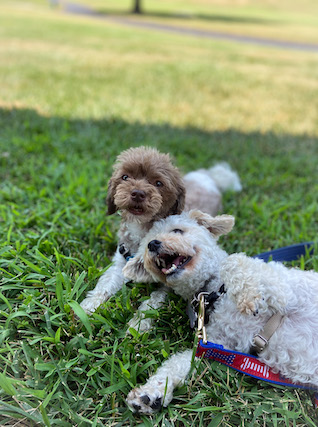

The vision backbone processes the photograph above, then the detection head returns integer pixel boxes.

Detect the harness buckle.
[191,291,209,307]
[252,313,285,354]
[253,334,269,352]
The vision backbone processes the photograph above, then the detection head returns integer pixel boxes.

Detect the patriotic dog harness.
[194,242,318,408]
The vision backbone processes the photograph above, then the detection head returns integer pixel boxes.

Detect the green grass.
[0,1,318,425]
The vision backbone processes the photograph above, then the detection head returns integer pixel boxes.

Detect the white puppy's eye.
[155,181,163,187]
[172,229,184,234]
[122,175,129,181]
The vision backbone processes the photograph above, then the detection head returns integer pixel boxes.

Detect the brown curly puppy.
[80,146,186,314]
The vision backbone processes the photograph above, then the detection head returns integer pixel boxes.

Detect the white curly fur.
[80,223,148,314]
[123,210,318,414]
[127,289,168,333]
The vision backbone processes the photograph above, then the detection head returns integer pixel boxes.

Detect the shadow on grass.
[1,106,318,207]
[1,106,317,172]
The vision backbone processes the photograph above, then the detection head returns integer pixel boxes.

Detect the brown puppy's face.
[106,147,185,223]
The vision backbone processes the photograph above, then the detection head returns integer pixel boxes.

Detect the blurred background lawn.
[0,0,318,425]
[1,0,318,133]
[85,0,318,44]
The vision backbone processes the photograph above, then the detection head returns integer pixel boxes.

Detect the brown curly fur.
[80,147,186,314]
[106,147,185,223]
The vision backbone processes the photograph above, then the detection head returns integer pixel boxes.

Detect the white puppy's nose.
[148,240,162,253]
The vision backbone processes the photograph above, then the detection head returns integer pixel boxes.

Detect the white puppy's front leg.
[221,253,265,315]
[127,288,168,333]
[221,253,288,315]
[80,248,128,314]
[126,350,193,414]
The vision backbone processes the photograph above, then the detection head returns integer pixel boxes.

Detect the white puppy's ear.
[123,255,154,283]
[188,210,235,238]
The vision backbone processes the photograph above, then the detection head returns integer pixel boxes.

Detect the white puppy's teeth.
[164,264,177,275]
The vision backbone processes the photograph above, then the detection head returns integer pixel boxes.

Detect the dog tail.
[207,162,242,193]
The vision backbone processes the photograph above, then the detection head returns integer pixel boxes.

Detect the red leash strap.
[196,340,318,408]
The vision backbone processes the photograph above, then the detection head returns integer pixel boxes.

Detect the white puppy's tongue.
[162,255,185,275]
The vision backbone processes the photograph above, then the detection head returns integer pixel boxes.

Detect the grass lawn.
[0,0,318,425]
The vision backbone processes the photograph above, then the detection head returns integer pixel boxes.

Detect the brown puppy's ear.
[123,255,154,283]
[189,210,235,238]
[106,178,117,215]
[168,183,186,215]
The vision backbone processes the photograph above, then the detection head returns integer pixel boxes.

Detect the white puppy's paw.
[127,315,153,334]
[126,386,164,414]
[80,292,109,314]
[221,254,264,316]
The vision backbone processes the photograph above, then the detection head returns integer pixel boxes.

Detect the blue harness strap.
[197,241,318,407]
[253,241,314,262]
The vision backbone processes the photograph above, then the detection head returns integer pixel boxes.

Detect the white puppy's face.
[142,219,199,284]
[123,210,235,297]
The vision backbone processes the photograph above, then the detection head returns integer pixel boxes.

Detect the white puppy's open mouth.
[154,253,192,275]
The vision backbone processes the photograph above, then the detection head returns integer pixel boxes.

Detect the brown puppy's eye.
[155,181,163,187]
[122,175,129,181]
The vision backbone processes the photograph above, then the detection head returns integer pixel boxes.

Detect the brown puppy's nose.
[131,190,146,203]
[148,240,162,253]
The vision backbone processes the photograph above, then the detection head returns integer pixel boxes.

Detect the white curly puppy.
[80,146,241,315]
[123,210,318,414]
